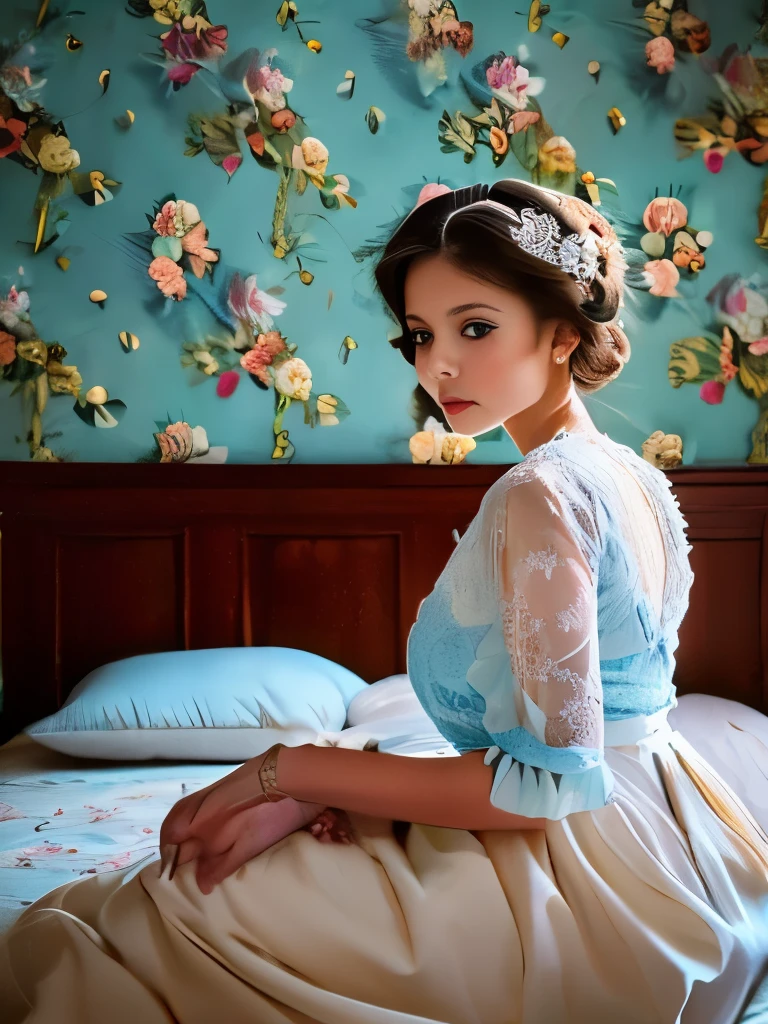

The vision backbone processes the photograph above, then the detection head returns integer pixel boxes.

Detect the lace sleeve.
[466,463,615,819]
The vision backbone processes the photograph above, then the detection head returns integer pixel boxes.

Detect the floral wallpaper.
[3,0,768,465]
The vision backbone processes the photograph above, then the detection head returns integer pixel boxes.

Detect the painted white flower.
[409,0,433,15]
[721,288,768,342]
[274,356,312,402]
[173,200,201,235]
[227,272,286,333]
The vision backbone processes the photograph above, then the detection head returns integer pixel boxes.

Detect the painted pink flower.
[221,153,242,178]
[416,182,451,207]
[486,55,533,111]
[240,331,287,385]
[148,256,187,300]
[700,379,725,404]
[704,146,728,173]
[508,110,540,134]
[155,421,194,462]
[180,220,219,278]
[748,337,768,355]
[161,22,228,63]
[0,801,25,821]
[244,54,294,112]
[3,286,29,315]
[227,273,286,332]
[240,346,273,385]
[646,36,676,74]
[168,62,201,85]
[728,289,748,315]
[643,197,688,236]
[0,330,16,366]
[644,258,680,297]
[96,851,135,871]
[0,114,27,158]
[258,330,287,356]
[153,201,177,237]
[216,370,240,397]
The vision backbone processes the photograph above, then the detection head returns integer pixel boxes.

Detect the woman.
[3,179,768,1024]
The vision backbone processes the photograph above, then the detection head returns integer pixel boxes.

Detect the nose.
[421,334,460,379]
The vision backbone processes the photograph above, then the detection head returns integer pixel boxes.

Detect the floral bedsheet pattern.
[0,735,237,933]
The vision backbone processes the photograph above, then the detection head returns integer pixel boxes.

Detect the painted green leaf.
[738,346,768,399]
[151,235,183,261]
[438,110,476,158]
[668,335,721,388]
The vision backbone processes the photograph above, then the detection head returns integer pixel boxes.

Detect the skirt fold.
[2,695,768,1024]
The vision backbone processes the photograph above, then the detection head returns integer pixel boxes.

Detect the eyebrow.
[405,302,503,323]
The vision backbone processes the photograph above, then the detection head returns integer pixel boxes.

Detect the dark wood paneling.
[2,460,768,743]
[675,538,763,708]
[56,532,188,702]
[244,532,400,682]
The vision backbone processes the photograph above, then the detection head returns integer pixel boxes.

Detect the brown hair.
[373,180,630,396]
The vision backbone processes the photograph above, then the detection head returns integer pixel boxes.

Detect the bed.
[2,458,768,942]
[0,733,239,933]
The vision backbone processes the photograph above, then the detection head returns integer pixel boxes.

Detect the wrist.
[258,742,293,802]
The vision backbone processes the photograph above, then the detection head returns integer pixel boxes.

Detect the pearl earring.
[555,355,565,364]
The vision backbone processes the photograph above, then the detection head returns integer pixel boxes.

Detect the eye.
[410,329,433,347]
[462,321,496,339]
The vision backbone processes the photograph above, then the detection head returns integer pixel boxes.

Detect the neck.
[504,385,599,457]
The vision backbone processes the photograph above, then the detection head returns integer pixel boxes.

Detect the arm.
[273,744,547,831]
[266,470,604,830]
[470,467,612,819]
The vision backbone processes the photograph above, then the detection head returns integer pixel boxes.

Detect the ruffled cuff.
[483,745,615,820]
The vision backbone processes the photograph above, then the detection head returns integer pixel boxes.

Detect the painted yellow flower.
[150,0,179,25]
[16,339,48,366]
[274,356,312,401]
[38,134,80,174]
[292,137,329,182]
[538,136,576,174]
[47,361,82,396]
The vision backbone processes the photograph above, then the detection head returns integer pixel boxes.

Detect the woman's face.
[403,252,557,437]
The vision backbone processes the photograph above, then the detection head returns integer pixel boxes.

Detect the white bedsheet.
[0,675,454,934]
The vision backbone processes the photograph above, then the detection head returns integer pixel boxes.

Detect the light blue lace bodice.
[406,430,695,820]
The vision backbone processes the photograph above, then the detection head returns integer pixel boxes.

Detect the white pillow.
[341,674,458,757]
[24,647,368,761]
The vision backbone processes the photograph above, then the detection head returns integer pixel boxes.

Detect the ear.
[551,320,580,360]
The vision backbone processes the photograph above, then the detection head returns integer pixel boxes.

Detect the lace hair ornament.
[485,180,628,323]
[420,180,628,324]
[506,205,602,297]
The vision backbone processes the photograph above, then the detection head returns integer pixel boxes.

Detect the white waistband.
[603,704,674,747]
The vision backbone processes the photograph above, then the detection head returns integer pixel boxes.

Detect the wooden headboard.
[1,460,768,743]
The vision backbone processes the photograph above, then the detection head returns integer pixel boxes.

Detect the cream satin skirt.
[2,694,768,1024]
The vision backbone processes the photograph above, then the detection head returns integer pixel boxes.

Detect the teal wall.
[1,0,767,465]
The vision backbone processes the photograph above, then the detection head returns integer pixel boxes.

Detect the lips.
[440,396,476,414]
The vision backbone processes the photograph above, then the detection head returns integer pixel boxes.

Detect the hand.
[182,797,326,894]
[304,807,356,845]
[158,754,324,895]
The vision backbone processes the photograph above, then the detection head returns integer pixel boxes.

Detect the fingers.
[195,839,247,896]
[174,836,204,869]
[158,844,177,877]
[160,788,209,848]
[158,843,180,880]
